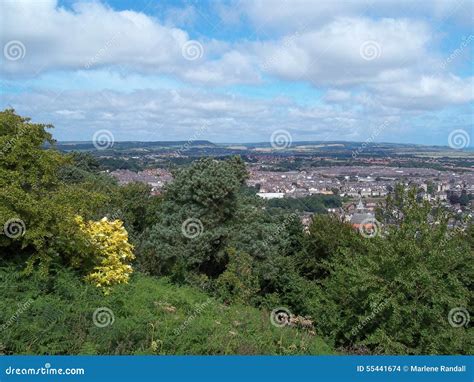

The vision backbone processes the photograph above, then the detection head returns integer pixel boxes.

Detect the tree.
[296,215,365,280]
[138,157,249,276]
[215,248,259,304]
[312,187,473,354]
[0,109,126,282]
[137,157,291,281]
[75,216,134,294]
[459,190,469,207]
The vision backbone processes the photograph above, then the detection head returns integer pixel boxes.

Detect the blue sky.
[0,0,472,147]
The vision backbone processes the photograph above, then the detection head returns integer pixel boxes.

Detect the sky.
[0,0,473,147]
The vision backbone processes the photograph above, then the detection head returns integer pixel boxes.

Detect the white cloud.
[5,87,468,145]
[372,74,474,109]
[0,0,472,145]
[323,90,352,103]
[256,17,432,86]
[235,0,473,32]
[0,0,263,85]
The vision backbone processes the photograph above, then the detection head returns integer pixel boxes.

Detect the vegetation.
[266,194,342,213]
[0,267,331,355]
[0,110,472,355]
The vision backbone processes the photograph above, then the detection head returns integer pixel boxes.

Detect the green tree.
[216,248,259,304]
[0,110,109,274]
[296,215,365,280]
[137,157,290,280]
[312,187,473,354]
[138,157,249,276]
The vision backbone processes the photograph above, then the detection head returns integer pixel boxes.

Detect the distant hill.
[54,140,217,151]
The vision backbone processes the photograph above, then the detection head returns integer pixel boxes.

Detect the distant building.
[350,198,376,231]
[256,192,285,199]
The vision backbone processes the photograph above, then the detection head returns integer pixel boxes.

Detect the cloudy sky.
[0,0,473,146]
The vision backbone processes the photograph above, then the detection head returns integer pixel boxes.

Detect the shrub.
[215,248,259,304]
[0,266,333,355]
[75,216,135,293]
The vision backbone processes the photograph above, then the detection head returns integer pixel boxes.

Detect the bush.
[215,248,259,304]
[309,189,473,354]
[0,266,333,355]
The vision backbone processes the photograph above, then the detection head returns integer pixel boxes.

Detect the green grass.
[0,266,333,355]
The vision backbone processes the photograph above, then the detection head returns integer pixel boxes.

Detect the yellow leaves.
[75,215,135,293]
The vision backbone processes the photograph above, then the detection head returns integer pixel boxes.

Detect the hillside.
[0,267,333,355]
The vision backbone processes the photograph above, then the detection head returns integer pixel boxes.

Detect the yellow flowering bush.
[75,216,135,293]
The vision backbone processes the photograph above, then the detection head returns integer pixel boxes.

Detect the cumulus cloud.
[0,0,472,145]
[6,87,464,144]
[0,1,182,73]
[256,17,433,85]
[234,0,473,32]
[372,74,474,110]
[0,0,259,85]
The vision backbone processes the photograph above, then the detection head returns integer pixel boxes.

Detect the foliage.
[113,182,162,237]
[0,109,109,274]
[0,266,333,355]
[1,110,472,356]
[296,215,365,280]
[310,188,473,354]
[137,157,289,278]
[267,194,342,213]
[75,216,135,293]
[215,248,259,305]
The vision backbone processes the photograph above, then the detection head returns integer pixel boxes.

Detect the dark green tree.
[312,187,473,354]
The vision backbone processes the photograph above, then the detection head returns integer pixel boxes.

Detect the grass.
[0,266,333,355]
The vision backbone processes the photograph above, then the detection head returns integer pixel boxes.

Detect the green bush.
[308,189,473,354]
[0,266,332,355]
[215,248,259,305]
